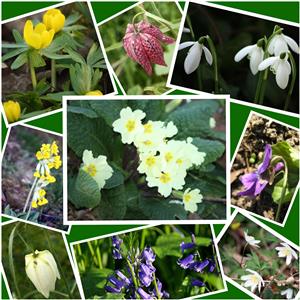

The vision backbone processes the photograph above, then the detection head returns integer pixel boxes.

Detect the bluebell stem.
[150,279,169,299]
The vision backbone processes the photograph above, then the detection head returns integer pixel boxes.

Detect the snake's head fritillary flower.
[23,20,55,50]
[3,100,21,123]
[258,53,291,89]
[25,250,60,298]
[241,269,265,293]
[234,43,264,75]
[268,33,299,56]
[43,9,65,33]
[123,21,175,75]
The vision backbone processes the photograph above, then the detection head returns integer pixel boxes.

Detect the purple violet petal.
[254,179,268,196]
[257,144,272,174]
[239,172,258,187]
[274,162,284,172]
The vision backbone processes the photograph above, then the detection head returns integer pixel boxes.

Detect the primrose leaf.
[103,167,124,189]
[69,169,101,209]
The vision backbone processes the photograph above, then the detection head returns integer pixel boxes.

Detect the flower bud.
[43,9,65,33]
[3,100,21,123]
[25,250,60,298]
[85,90,103,96]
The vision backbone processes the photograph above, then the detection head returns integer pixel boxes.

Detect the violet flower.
[238,144,284,197]
[191,278,205,287]
[123,21,175,75]
[177,254,194,269]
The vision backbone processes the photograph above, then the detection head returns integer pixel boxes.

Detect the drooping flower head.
[244,230,261,248]
[268,32,299,56]
[112,236,123,260]
[23,20,55,50]
[191,278,205,287]
[123,21,175,75]
[177,254,194,269]
[238,144,283,197]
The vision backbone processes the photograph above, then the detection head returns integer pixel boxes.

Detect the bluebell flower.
[177,254,194,269]
[137,287,154,299]
[112,236,123,248]
[190,259,210,273]
[108,275,125,289]
[180,241,196,253]
[207,258,216,272]
[141,247,156,265]
[116,270,131,285]
[105,285,122,293]
[113,248,122,260]
[139,263,155,287]
[191,278,205,287]
[150,279,170,299]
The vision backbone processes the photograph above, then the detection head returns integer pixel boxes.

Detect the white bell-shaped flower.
[258,53,291,89]
[268,33,299,56]
[25,250,61,298]
[179,41,213,74]
[234,44,264,75]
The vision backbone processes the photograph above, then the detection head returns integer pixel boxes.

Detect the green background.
[1,1,299,299]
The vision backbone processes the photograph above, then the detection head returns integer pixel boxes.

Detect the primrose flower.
[268,33,299,55]
[241,269,265,293]
[275,242,298,265]
[23,20,55,50]
[138,153,162,177]
[244,231,261,248]
[25,250,60,298]
[281,288,294,300]
[112,107,146,144]
[182,188,203,213]
[43,9,65,33]
[209,117,216,129]
[238,144,283,197]
[258,53,291,89]
[85,90,103,96]
[81,150,113,190]
[234,43,264,75]
[3,100,21,123]
[123,21,175,75]
[179,41,212,75]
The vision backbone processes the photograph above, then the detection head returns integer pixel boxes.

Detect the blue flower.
[180,241,196,253]
[113,248,122,260]
[190,259,210,273]
[112,236,123,248]
[139,263,155,287]
[177,254,194,269]
[207,258,216,272]
[150,279,170,299]
[115,270,131,285]
[137,287,153,299]
[191,278,205,287]
[105,285,122,293]
[141,247,156,264]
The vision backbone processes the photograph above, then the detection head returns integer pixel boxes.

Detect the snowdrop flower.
[179,41,212,74]
[25,250,60,298]
[183,27,191,33]
[209,117,216,128]
[258,53,291,89]
[182,188,203,213]
[244,231,260,248]
[234,44,264,75]
[82,150,113,189]
[112,107,146,144]
[275,243,298,265]
[281,288,294,299]
[268,33,299,55]
[241,269,265,293]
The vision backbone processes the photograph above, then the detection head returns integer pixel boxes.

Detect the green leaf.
[139,197,187,220]
[128,100,166,121]
[192,137,225,165]
[67,112,114,159]
[12,29,23,43]
[29,50,46,68]
[40,91,76,102]
[64,12,82,26]
[42,52,71,60]
[153,232,212,259]
[89,100,127,126]
[66,47,85,64]
[69,169,101,209]
[87,43,104,67]
[271,177,295,204]
[2,47,27,62]
[67,105,98,118]
[103,167,124,189]
[165,100,222,139]
[10,52,28,69]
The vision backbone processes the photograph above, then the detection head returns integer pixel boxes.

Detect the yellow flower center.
[183,194,192,203]
[250,275,259,285]
[159,173,171,184]
[176,158,183,165]
[146,156,156,167]
[85,164,97,177]
[282,248,291,256]
[126,120,136,132]
[143,140,153,146]
[165,152,173,162]
[144,123,153,134]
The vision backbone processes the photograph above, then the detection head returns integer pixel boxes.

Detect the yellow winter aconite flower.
[43,9,65,33]
[85,90,103,96]
[23,20,55,50]
[25,250,60,298]
[3,100,21,123]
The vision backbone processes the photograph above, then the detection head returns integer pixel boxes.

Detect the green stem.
[140,229,146,250]
[45,231,73,299]
[87,241,98,266]
[275,159,288,222]
[51,59,56,91]
[284,53,297,111]
[76,244,85,272]
[205,35,219,93]
[186,16,195,40]
[211,240,221,274]
[254,71,264,104]
[153,273,161,299]
[240,243,248,267]
[126,258,140,299]
[258,69,269,105]
[95,241,103,270]
[16,231,33,251]
[132,12,145,27]
[23,177,38,213]
[8,224,21,299]
[28,53,37,90]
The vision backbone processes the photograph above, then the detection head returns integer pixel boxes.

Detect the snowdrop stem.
[275,158,288,222]
[186,16,195,40]
[51,59,56,91]
[284,53,297,111]
[205,35,219,92]
[258,69,269,105]
[254,72,264,103]
[8,224,21,299]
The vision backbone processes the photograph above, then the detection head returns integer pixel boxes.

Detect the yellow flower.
[50,141,59,155]
[23,20,55,50]
[43,9,65,33]
[85,90,103,96]
[3,101,21,123]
